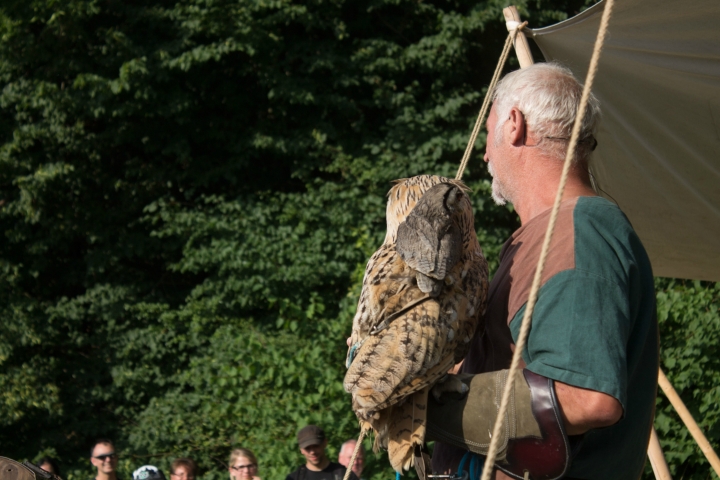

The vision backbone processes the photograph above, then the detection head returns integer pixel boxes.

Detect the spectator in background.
[36,457,60,476]
[90,439,119,480]
[337,440,364,479]
[286,425,357,480]
[170,459,197,480]
[132,466,165,480]
[228,448,260,480]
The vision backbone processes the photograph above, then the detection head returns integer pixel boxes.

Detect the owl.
[344,175,489,476]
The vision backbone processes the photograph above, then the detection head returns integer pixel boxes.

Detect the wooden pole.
[502,6,534,68]
[648,426,673,480]
[658,368,720,477]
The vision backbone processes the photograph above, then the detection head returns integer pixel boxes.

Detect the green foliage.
[0,0,717,480]
[0,0,519,475]
[652,280,720,480]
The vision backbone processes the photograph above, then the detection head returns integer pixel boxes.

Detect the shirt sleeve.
[509,268,631,410]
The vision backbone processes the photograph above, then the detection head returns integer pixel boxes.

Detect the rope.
[342,426,368,480]
[455,22,527,181]
[478,1,616,480]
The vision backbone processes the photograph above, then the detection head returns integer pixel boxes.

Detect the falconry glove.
[427,369,578,480]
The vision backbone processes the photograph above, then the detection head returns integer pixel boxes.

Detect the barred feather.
[344,175,489,474]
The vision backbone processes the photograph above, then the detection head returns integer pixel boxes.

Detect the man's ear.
[507,107,525,146]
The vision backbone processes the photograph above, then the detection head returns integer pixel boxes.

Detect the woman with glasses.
[228,449,260,480]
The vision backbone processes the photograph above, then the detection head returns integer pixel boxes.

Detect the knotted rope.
[479,1,616,479]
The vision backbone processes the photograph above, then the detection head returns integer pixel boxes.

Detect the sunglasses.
[231,465,257,471]
[93,453,117,461]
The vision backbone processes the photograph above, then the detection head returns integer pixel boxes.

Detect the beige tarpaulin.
[528,0,720,281]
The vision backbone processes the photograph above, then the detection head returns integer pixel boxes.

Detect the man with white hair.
[338,440,364,479]
[428,62,658,480]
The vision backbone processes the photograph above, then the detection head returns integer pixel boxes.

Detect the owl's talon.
[431,374,470,403]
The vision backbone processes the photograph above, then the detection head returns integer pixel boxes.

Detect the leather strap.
[497,370,572,480]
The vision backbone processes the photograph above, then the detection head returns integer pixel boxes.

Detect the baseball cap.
[133,466,166,480]
[297,425,325,449]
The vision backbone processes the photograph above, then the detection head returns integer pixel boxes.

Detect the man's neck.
[96,472,117,480]
[305,458,330,472]
[514,159,596,225]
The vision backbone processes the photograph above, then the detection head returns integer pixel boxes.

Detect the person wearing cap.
[90,439,119,480]
[285,425,358,480]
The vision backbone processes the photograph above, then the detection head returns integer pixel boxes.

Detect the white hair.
[492,62,601,162]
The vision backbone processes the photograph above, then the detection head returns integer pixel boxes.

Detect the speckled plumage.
[344,175,489,474]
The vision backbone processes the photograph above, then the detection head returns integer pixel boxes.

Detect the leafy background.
[0,0,718,479]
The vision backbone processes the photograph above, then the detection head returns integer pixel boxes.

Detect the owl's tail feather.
[387,388,429,473]
[367,409,390,454]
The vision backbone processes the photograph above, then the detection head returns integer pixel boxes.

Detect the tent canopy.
[528,0,720,281]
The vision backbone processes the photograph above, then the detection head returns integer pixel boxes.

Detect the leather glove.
[427,369,574,480]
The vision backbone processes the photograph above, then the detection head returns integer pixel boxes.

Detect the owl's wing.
[344,296,450,419]
[436,221,462,278]
[396,215,439,275]
[347,243,425,367]
[349,244,395,335]
[396,188,463,282]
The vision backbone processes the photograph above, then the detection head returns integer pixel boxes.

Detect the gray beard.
[492,180,507,206]
[488,162,508,206]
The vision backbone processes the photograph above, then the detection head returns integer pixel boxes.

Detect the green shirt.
[508,196,658,480]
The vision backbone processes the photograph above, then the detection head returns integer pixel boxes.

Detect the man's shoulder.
[573,196,637,236]
[321,462,349,475]
[572,196,653,278]
[327,463,357,480]
[310,463,357,480]
[285,466,303,480]
[288,464,354,480]
[574,195,628,222]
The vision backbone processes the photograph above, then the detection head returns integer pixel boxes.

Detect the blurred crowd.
[34,425,364,480]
